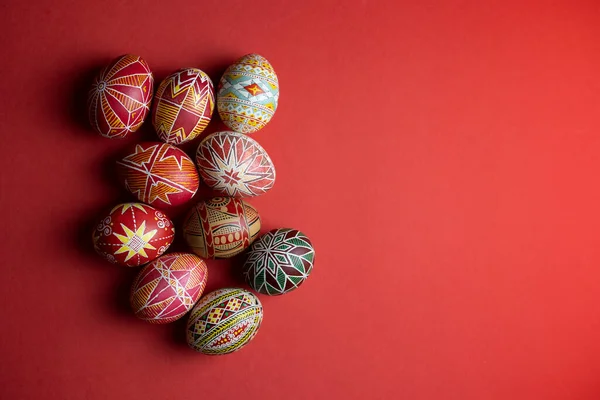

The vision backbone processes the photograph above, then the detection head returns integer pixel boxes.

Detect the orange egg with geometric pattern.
[92,203,175,267]
[116,142,199,209]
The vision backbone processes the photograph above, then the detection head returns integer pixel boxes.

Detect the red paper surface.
[2,1,600,399]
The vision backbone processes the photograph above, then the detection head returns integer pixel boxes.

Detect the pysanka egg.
[182,197,261,259]
[152,68,215,145]
[243,229,315,295]
[217,54,279,134]
[88,54,154,139]
[195,131,276,197]
[130,253,208,324]
[186,288,263,355]
[116,142,199,208]
[92,203,175,267]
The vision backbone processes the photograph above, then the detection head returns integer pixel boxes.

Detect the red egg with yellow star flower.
[92,203,175,267]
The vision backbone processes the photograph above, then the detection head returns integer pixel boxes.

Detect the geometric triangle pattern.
[92,203,175,267]
[217,54,279,134]
[152,68,215,145]
[116,142,200,208]
[88,54,154,139]
[182,197,261,259]
[130,253,208,324]
[195,131,276,197]
[243,228,315,295]
[186,288,263,355]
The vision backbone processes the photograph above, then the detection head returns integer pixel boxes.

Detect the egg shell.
[88,54,154,139]
[116,142,199,208]
[130,252,208,324]
[182,197,261,259]
[186,288,263,355]
[92,203,175,267]
[217,54,279,134]
[152,68,215,144]
[196,131,276,197]
[243,228,315,295]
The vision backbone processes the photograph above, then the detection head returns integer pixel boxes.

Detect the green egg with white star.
[243,228,315,295]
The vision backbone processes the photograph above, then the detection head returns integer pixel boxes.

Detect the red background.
[2,1,600,399]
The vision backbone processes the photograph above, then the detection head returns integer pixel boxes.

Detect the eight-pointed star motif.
[113,221,157,262]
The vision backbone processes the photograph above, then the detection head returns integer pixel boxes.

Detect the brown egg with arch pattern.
[182,197,261,259]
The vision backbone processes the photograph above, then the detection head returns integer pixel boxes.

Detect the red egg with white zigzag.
[92,203,175,267]
[130,253,208,324]
[88,54,154,139]
[116,142,199,209]
[196,131,276,197]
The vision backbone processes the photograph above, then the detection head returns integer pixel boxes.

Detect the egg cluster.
[88,53,315,355]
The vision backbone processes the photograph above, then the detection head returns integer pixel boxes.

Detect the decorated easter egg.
[130,253,208,324]
[88,54,154,139]
[195,131,276,197]
[182,197,261,259]
[217,54,279,134]
[152,68,215,144]
[92,203,175,267]
[186,288,263,355]
[116,142,199,208]
[243,229,315,295]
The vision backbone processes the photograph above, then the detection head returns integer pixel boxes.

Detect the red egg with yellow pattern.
[130,252,208,324]
[88,54,154,139]
[152,68,215,145]
[92,203,175,267]
[116,142,199,209]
